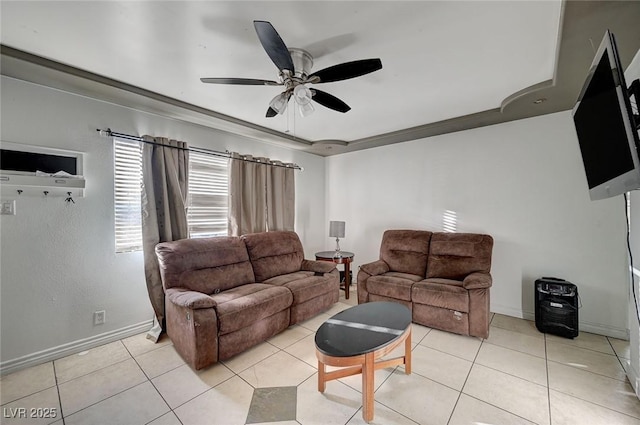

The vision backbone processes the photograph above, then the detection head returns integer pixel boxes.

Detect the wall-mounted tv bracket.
[629,79,640,130]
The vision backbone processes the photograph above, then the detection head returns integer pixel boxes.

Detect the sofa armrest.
[165,287,217,309]
[301,259,337,274]
[463,272,492,290]
[359,260,390,277]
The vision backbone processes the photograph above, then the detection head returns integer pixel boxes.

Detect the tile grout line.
[458,315,554,424]
[59,380,151,422]
[54,345,133,384]
[544,332,640,423]
[119,338,180,423]
[607,335,630,373]
[416,340,481,364]
[445,333,485,425]
[52,361,65,425]
[544,333,552,425]
[343,366,421,425]
[54,356,138,421]
[545,357,628,383]
[461,393,542,425]
[547,337,624,357]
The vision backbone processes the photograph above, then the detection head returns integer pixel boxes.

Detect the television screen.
[572,30,640,201]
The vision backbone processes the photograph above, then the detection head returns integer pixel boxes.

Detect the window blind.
[113,139,229,251]
[188,151,229,238]
[113,139,143,252]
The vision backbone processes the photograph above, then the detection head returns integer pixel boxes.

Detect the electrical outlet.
[1,200,16,215]
[94,310,106,325]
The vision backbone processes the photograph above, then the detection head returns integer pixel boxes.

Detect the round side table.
[315,251,355,299]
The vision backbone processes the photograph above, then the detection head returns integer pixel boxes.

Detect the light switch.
[1,200,16,215]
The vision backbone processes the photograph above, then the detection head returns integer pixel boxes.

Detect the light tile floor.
[2,289,640,425]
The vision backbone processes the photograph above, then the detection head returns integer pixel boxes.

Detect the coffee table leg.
[318,360,326,392]
[362,352,375,422]
[405,327,412,374]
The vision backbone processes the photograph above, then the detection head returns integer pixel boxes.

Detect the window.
[113,138,143,252]
[113,139,229,252]
[187,151,229,238]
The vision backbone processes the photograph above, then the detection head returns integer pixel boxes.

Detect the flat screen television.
[572,29,640,201]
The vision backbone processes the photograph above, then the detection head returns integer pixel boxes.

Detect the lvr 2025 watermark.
[3,407,58,419]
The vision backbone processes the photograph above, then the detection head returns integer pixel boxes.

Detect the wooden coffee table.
[315,301,412,423]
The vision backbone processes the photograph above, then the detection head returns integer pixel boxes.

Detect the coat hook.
[65,192,75,204]
[43,191,49,197]
[17,189,23,195]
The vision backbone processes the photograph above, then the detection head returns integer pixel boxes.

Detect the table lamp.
[329,221,345,258]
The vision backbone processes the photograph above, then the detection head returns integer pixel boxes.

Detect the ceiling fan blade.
[266,107,278,118]
[311,89,351,113]
[253,20,295,72]
[200,77,281,86]
[309,58,382,83]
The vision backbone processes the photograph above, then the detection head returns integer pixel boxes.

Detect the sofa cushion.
[412,279,469,313]
[265,272,338,305]
[426,233,493,280]
[211,283,293,335]
[156,237,255,293]
[367,273,422,301]
[264,271,315,286]
[380,230,432,277]
[384,272,425,282]
[242,231,304,282]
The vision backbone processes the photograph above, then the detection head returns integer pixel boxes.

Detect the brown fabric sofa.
[155,231,340,369]
[357,230,493,338]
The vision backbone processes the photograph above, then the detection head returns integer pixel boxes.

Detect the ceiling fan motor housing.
[288,48,313,80]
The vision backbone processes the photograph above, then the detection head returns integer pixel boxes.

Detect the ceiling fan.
[201,20,383,118]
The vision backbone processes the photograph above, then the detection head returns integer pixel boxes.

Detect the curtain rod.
[96,128,303,170]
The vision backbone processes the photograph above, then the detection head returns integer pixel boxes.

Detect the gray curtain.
[228,153,295,236]
[141,136,189,342]
[267,160,295,231]
[228,153,268,236]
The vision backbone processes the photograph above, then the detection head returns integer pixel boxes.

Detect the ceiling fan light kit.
[269,92,290,115]
[201,20,382,118]
[298,100,315,117]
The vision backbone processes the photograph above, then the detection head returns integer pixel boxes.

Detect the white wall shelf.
[0,173,85,197]
[1,141,85,198]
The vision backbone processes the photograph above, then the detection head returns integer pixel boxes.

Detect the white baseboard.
[491,304,628,340]
[490,304,526,319]
[0,320,153,376]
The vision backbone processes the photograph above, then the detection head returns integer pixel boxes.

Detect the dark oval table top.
[315,301,411,357]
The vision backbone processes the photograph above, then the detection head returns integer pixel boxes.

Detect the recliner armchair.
[357,230,493,338]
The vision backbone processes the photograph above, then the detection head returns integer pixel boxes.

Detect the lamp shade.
[329,221,345,238]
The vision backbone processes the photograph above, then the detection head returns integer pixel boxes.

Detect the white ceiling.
[2,1,561,141]
[0,1,563,145]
